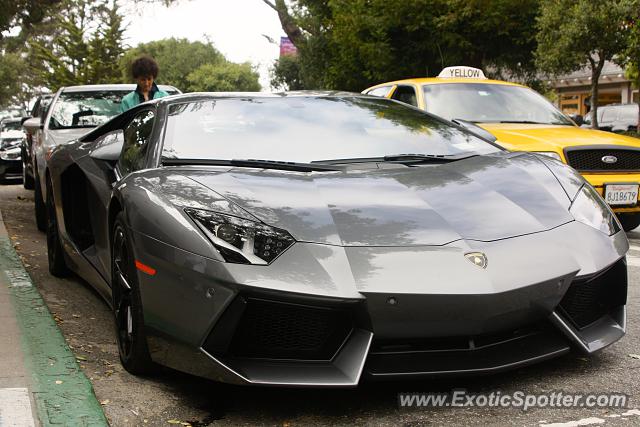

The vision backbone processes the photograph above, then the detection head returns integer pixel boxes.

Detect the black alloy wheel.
[111,213,154,375]
[46,178,68,277]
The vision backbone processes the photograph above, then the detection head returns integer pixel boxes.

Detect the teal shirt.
[119,84,169,113]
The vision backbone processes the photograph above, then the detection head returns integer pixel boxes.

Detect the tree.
[270,55,303,90]
[0,52,27,106]
[536,0,633,128]
[187,62,261,92]
[618,1,640,132]
[266,0,541,92]
[119,38,225,90]
[0,0,61,40]
[29,0,126,88]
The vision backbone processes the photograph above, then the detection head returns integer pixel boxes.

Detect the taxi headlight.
[569,184,621,235]
[185,208,295,265]
[0,147,21,161]
[533,151,562,162]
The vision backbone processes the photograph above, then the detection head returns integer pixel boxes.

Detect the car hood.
[49,128,91,145]
[174,152,574,247]
[477,123,640,151]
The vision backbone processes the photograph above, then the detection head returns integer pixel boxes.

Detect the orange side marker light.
[135,260,157,276]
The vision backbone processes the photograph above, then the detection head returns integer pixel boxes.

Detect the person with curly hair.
[120,55,170,112]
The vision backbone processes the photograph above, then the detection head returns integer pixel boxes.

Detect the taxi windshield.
[423,83,572,126]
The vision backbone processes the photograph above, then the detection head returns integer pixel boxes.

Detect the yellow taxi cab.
[363,66,640,231]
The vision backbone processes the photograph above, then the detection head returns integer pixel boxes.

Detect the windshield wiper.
[162,158,342,172]
[313,153,477,165]
[498,120,565,125]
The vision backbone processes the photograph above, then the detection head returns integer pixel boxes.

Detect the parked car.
[21,93,54,190]
[596,103,639,132]
[0,117,26,182]
[0,107,27,122]
[23,84,179,231]
[45,92,627,386]
[364,66,640,231]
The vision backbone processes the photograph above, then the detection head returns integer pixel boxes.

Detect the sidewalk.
[0,210,107,426]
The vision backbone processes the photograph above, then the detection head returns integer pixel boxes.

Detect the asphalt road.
[1,183,639,427]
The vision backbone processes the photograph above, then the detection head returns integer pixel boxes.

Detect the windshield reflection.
[49,91,130,129]
[162,96,499,163]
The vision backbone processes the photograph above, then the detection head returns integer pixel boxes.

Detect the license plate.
[604,184,639,206]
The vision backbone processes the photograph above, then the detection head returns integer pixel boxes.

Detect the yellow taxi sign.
[438,66,486,79]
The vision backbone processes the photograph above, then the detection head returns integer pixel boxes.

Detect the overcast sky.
[123,0,285,90]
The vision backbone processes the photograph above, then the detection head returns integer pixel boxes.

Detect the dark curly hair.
[131,55,159,79]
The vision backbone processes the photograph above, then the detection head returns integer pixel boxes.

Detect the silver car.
[23,84,179,231]
[45,92,628,386]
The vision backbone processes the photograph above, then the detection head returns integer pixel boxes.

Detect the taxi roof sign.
[438,66,487,79]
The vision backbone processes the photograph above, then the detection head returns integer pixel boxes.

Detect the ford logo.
[602,155,618,164]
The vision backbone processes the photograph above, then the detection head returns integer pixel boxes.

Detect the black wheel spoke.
[112,226,135,360]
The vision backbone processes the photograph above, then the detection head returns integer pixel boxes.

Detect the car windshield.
[162,97,500,163]
[49,91,129,129]
[422,83,573,125]
[1,121,22,132]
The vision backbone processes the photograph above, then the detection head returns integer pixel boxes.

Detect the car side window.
[366,86,393,97]
[119,110,155,175]
[391,85,418,107]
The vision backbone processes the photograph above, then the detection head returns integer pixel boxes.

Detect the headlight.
[569,184,621,235]
[0,147,21,161]
[185,208,295,265]
[533,151,562,161]
[0,138,22,150]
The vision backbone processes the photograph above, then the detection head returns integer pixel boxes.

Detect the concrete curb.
[0,210,108,426]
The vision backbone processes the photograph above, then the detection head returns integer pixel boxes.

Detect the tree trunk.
[262,0,304,47]
[589,57,606,129]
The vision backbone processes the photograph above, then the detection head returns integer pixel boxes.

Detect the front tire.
[617,213,640,232]
[46,178,69,277]
[22,151,34,190]
[34,169,47,231]
[112,213,155,375]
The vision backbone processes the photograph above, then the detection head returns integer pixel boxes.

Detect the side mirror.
[90,130,124,162]
[569,114,583,126]
[20,116,31,125]
[22,117,43,132]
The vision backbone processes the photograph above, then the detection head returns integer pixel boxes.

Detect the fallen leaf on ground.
[55,380,63,384]
[100,399,110,405]
[629,354,640,359]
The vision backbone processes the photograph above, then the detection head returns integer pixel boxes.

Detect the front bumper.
[0,156,22,180]
[582,173,640,213]
[131,221,628,386]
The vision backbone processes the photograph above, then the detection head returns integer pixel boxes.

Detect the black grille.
[565,148,640,172]
[229,298,353,360]
[559,259,627,329]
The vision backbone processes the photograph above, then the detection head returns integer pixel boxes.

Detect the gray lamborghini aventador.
[45,92,629,386]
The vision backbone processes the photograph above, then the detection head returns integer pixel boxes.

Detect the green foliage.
[270,55,304,90]
[270,0,541,91]
[536,0,634,127]
[29,0,126,89]
[0,0,61,38]
[0,52,27,106]
[119,38,226,90]
[187,62,261,92]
